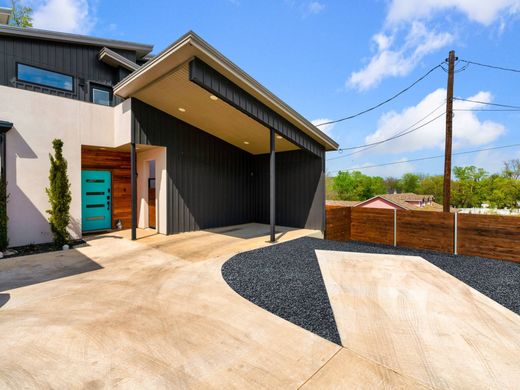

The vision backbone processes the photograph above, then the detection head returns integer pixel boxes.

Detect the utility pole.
[443,50,456,212]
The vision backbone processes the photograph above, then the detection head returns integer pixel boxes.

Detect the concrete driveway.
[0,224,341,389]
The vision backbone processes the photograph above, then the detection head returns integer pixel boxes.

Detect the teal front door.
[82,170,112,231]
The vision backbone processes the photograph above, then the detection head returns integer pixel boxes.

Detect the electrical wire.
[459,59,520,74]
[453,108,520,112]
[328,111,446,161]
[328,143,520,174]
[315,63,443,127]
[452,98,520,110]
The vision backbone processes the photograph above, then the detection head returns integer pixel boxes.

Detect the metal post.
[393,209,397,247]
[269,127,276,243]
[130,142,137,241]
[454,212,458,255]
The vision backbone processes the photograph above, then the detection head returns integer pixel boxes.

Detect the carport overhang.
[114,31,338,242]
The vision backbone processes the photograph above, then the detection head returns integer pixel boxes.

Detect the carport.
[114,32,338,241]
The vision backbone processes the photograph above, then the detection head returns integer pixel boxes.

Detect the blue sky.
[8,0,520,177]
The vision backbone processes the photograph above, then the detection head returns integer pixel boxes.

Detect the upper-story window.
[90,84,112,106]
[17,63,74,92]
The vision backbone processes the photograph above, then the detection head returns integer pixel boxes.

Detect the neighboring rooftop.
[328,193,444,211]
[0,24,153,58]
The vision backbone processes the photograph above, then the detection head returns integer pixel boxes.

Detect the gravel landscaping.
[222,237,520,344]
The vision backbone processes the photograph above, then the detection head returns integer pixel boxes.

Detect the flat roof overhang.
[114,31,339,153]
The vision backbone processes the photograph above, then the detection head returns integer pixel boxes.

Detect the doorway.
[147,160,156,229]
[81,170,112,231]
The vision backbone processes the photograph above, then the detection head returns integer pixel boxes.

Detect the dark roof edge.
[0,25,153,58]
[0,120,13,133]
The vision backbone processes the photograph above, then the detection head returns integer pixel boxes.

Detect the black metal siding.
[189,58,324,158]
[132,98,253,234]
[0,35,136,103]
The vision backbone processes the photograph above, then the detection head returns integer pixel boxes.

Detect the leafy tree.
[383,177,400,194]
[451,166,488,208]
[325,175,338,200]
[9,0,33,28]
[46,139,72,247]
[398,173,421,193]
[503,159,520,180]
[417,175,444,203]
[481,175,520,209]
[333,171,386,201]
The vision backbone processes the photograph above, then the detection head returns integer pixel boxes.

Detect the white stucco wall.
[136,147,167,235]
[0,86,121,246]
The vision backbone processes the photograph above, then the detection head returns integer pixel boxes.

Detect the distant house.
[327,193,443,211]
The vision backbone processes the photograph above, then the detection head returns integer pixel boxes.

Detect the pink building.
[328,193,442,211]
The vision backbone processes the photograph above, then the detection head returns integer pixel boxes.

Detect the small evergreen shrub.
[46,139,72,247]
[0,177,8,251]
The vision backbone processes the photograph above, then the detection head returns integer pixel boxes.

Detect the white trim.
[114,31,338,151]
[98,47,140,72]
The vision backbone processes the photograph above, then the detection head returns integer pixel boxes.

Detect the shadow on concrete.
[0,293,9,308]
[0,250,103,292]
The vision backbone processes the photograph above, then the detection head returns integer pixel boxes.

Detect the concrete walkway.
[0,225,339,389]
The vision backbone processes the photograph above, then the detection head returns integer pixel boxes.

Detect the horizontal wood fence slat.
[351,208,394,246]
[325,205,520,263]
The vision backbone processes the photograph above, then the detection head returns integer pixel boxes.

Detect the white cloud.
[387,0,520,26]
[348,22,453,91]
[307,1,325,14]
[312,118,335,136]
[31,0,95,34]
[363,88,506,154]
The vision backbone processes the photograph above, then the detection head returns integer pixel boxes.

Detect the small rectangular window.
[17,63,74,92]
[91,84,112,106]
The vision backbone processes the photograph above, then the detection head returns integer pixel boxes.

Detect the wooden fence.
[325,206,520,263]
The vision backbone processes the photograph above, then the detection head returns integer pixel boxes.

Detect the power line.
[315,63,443,127]
[328,110,446,161]
[453,97,520,110]
[328,143,520,174]
[454,108,520,112]
[459,59,520,74]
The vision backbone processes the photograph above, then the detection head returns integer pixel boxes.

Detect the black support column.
[270,127,276,242]
[130,142,137,240]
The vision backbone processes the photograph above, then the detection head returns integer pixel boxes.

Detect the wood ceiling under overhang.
[133,62,299,155]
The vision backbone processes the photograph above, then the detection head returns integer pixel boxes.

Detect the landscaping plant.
[46,139,72,247]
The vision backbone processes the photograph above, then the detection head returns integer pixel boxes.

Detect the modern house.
[327,193,442,211]
[0,19,338,247]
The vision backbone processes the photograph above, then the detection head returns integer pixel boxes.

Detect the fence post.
[393,209,397,247]
[454,212,458,255]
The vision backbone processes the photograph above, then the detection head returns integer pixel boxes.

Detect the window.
[17,63,74,92]
[91,84,112,106]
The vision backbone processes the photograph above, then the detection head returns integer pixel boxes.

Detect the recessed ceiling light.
[276,135,283,139]
[178,107,186,112]
[210,95,218,101]
[243,141,250,145]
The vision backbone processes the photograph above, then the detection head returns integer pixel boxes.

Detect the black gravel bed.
[222,237,520,345]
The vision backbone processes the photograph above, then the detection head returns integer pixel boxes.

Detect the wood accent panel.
[325,205,350,241]
[351,208,394,246]
[397,210,454,253]
[81,147,131,230]
[148,187,156,228]
[458,213,520,263]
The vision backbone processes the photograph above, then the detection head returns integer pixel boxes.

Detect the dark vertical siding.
[132,99,253,234]
[189,58,325,157]
[252,150,325,230]
[132,99,325,234]
[0,35,135,103]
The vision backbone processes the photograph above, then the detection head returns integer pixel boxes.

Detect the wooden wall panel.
[397,210,454,253]
[351,208,394,246]
[325,205,350,241]
[81,147,131,230]
[458,214,520,263]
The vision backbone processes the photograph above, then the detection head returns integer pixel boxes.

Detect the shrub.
[46,139,71,247]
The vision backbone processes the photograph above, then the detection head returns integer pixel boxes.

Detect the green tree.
[451,166,488,208]
[481,174,520,209]
[503,159,520,180]
[325,175,338,200]
[332,171,386,201]
[9,0,33,28]
[417,175,444,203]
[383,177,400,194]
[46,139,72,247]
[398,173,421,193]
